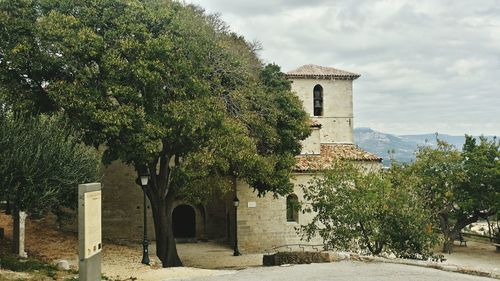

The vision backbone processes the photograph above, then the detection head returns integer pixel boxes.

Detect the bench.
[455,233,467,247]
[494,243,500,252]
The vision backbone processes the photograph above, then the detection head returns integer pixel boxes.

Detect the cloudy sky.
[187,0,500,136]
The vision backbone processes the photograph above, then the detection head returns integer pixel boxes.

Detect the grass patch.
[0,255,58,278]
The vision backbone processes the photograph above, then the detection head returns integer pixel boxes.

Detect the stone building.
[98,64,382,252]
[233,65,382,252]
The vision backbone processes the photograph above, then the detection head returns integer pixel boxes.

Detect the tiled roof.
[286,64,360,80]
[294,144,382,172]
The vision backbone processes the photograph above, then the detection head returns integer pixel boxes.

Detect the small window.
[313,85,323,116]
[286,194,299,222]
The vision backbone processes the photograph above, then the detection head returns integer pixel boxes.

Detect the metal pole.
[141,189,150,265]
[233,204,241,256]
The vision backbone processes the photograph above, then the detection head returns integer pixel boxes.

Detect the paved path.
[175,262,497,281]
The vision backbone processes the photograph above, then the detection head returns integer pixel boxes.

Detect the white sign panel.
[84,191,102,259]
[247,201,257,208]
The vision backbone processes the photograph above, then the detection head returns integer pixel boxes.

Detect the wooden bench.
[494,243,500,252]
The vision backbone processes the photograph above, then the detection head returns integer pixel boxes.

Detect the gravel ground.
[442,241,500,275]
[1,211,499,281]
[0,212,260,280]
[179,262,498,281]
[100,241,261,280]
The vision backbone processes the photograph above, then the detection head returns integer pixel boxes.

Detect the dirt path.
[0,211,259,280]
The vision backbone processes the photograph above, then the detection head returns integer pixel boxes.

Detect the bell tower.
[286,64,360,146]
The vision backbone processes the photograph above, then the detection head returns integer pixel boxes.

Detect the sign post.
[78,183,102,281]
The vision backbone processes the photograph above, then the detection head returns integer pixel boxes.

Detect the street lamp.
[233,196,241,256]
[139,169,150,265]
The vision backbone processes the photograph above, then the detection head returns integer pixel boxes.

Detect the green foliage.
[0,0,310,266]
[409,140,464,220]
[0,0,308,196]
[302,162,438,258]
[408,137,500,252]
[461,135,500,213]
[0,113,101,216]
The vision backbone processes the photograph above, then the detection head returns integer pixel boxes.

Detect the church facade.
[97,64,382,252]
[232,65,382,251]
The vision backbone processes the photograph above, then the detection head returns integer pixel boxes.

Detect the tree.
[0,112,101,253]
[409,137,500,253]
[301,162,438,259]
[0,0,310,267]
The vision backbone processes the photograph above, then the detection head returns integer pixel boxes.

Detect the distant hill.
[399,133,467,149]
[354,128,417,166]
[354,128,495,166]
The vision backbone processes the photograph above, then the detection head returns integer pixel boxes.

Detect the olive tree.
[0,113,101,253]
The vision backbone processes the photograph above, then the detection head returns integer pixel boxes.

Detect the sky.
[185,0,500,136]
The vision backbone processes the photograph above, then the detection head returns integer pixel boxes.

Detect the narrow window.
[313,85,323,116]
[286,194,299,222]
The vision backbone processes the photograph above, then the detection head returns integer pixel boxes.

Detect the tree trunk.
[439,213,454,254]
[149,190,182,267]
[486,217,493,242]
[12,209,20,254]
[442,235,454,254]
[12,209,28,257]
[442,211,488,253]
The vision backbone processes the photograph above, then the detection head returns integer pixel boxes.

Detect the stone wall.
[301,127,321,155]
[235,173,323,253]
[96,161,227,242]
[235,159,382,253]
[100,161,154,241]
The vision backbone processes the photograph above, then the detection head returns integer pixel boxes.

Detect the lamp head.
[233,196,240,207]
[140,175,149,187]
[138,165,150,187]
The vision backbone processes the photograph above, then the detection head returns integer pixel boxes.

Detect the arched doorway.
[172,204,196,238]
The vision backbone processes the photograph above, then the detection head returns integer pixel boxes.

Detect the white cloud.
[187,0,500,136]
[446,59,488,76]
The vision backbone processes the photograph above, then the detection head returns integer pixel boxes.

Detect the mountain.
[354,128,417,166]
[354,128,495,166]
[399,133,468,149]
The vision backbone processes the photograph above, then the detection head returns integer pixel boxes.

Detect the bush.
[301,162,439,259]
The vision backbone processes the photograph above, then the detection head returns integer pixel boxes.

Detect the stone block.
[56,260,70,271]
[328,252,349,261]
[263,252,330,266]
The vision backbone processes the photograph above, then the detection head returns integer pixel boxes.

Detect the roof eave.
[285,74,361,80]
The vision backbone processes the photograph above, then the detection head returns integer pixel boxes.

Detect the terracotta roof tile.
[286,64,360,80]
[294,144,382,172]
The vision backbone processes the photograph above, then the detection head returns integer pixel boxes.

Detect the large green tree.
[410,137,500,253]
[0,0,310,266]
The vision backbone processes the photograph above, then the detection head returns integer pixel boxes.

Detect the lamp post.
[139,171,150,265]
[233,196,241,256]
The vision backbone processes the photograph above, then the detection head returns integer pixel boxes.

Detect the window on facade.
[313,85,323,116]
[286,194,299,222]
